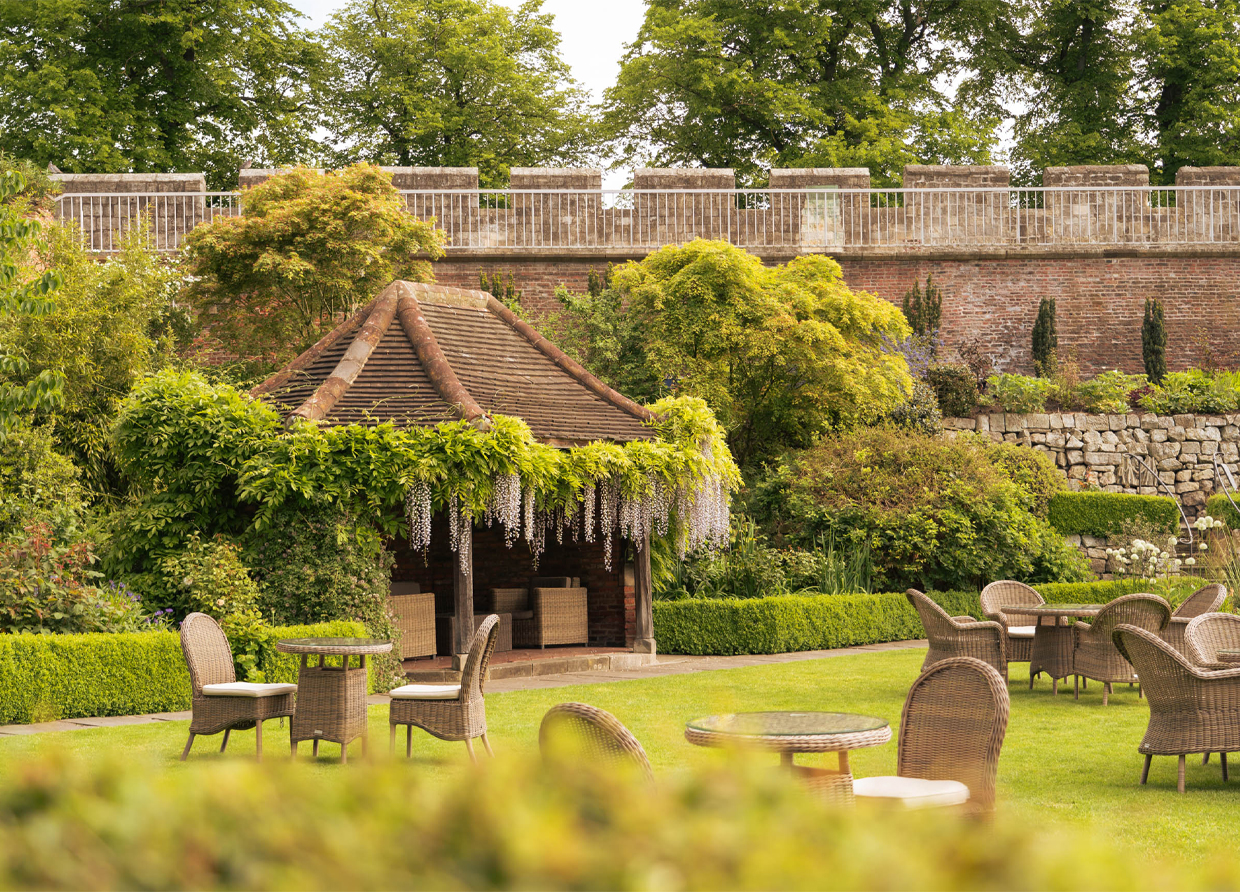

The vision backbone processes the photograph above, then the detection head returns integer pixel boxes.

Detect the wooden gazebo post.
[633,531,656,654]
[453,541,475,670]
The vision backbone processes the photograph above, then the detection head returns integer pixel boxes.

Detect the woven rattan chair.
[179,612,296,762]
[906,589,1006,678]
[979,580,1042,667]
[539,702,654,785]
[1184,612,1240,669]
[1163,584,1227,653]
[390,581,436,660]
[389,614,500,762]
[1113,623,1240,792]
[1072,594,1171,705]
[854,656,1009,812]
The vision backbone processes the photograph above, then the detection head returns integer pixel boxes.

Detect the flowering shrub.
[158,533,260,620]
[1106,514,1225,580]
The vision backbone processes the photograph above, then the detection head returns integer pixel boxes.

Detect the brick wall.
[390,512,633,650]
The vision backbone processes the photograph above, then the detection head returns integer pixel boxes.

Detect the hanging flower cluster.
[392,396,739,575]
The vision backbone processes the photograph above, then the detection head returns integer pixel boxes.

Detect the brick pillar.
[902,165,1010,246]
[1176,167,1240,244]
[634,168,735,247]
[770,168,871,250]
[1043,165,1150,244]
[510,168,602,249]
[52,172,209,252]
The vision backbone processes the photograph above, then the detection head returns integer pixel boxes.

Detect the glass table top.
[1003,603,1103,613]
[686,711,888,737]
[280,637,390,648]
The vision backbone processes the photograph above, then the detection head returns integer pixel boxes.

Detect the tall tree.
[1139,0,1240,181]
[0,0,321,189]
[603,0,1004,186]
[318,0,596,187]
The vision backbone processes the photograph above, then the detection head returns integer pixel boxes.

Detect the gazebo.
[253,280,662,663]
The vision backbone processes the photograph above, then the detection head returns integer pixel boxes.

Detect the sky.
[287,0,647,104]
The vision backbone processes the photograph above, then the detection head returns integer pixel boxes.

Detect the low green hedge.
[0,620,366,725]
[653,580,1206,656]
[1047,491,1179,537]
[1206,492,1240,529]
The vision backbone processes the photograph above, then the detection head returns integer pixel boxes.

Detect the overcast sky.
[287,0,647,103]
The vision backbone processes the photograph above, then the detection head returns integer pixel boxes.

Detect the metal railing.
[55,186,1240,254]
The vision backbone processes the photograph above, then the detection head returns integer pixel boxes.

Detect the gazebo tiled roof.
[252,281,655,445]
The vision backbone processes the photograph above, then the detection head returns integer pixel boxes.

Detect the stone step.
[405,651,656,684]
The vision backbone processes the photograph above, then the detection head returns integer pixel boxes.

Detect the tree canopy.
[0,0,321,189]
[317,0,596,186]
[183,165,446,368]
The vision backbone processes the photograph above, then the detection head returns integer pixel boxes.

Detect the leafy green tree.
[1139,0,1240,181]
[1143,296,1167,384]
[0,0,321,189]
[603,0,1003,185]
[0,170,62,438]
[549,239,912,467]
[318,0,595,186]
[183,165,445,366]
[901,276,942,338]
[0,224,182,495]
[1032,296,1058,377]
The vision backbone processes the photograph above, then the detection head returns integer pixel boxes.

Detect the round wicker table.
[1002,603,1103,694]
[685,712,891,804]
[276,637,392,763]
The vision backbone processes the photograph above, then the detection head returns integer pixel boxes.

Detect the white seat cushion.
[389,683,461,700]
[853,776,970,809]
[201,682,296,698]
[1008,625,1037,639]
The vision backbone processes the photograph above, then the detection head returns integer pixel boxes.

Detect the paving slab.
[1,640,927,735]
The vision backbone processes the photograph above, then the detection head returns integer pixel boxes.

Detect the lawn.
[1,646,1229,863]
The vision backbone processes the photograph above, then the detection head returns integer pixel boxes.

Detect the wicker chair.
[390,581,436,660]
[1184,612,1240,669]
[854,657,1009,812]
[389,614,500,762]
[539,702,654,785]
[905,589,1006,678]
[1113,623,1240,792]
[979,580,1042,666]
[1163,584,1227,653]
[179,612,297,762]
[1072,594,1171,704]
[489,584,588,648]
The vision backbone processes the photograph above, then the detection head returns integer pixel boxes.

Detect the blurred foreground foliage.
[0,749,1235,891]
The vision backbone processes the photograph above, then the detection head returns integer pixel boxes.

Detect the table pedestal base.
[783,751,855,805]
[1030,620,1074,694]
[290,654,369,763]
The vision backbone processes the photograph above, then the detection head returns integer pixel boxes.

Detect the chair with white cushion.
[179,612,297,762]
[979,580,1041,676]
[389,614,500,762]
[854,656,1010,813]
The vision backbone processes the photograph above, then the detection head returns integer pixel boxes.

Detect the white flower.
[1168,536,1179,547]
[1185,557,1197,566]
[1199,543,1209,552]
[1215,519,1226,529]
[1160,551,1169,560]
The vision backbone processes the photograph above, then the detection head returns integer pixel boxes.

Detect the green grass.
[0,648,1230,862]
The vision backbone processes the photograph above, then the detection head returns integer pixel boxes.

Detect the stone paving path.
[0,639,925,737]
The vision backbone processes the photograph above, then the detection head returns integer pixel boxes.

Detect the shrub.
[1143,297,1167,384]
[0,522,103,633]
[1075,370,1147,414]
[1031,296,1057,376]
[986,373,1054,412]
[158,533,260,621]
[0,750,1217,891]
[924,364,978,416]
[0,421,84,541]
[752,427,1089,592]
[1206,492,1240,529]
[901,275,942,339]
[884,380,943,435]
[1047,491,1180,538]
[983,439,1065,518]
[1139,369,1240,415]
[0,619,367,724]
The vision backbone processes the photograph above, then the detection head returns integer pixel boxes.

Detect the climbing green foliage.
[1032,297,1058,377]
[901,276,942,340]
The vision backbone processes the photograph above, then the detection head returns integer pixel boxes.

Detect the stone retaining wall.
[944,411,1239,517]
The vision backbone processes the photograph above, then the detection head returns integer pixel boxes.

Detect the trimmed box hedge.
[0,620,365,725]
[1047,491,1179,538]
[1206,492,1240,529]
[652,580,1203,656]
